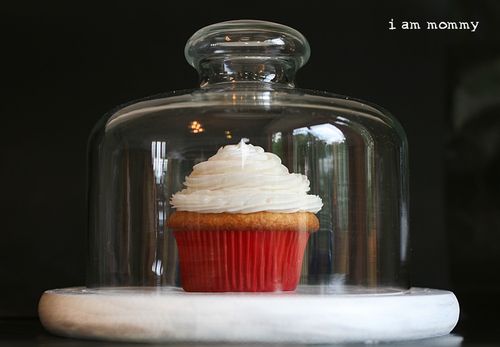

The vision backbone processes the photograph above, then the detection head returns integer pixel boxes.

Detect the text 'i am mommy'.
[388,19,479,32]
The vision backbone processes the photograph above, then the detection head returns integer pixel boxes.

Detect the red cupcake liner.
[173,230,310,292]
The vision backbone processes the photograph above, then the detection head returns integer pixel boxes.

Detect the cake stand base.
[39,286,459,344]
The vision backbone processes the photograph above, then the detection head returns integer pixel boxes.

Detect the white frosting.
[170,139,323,214]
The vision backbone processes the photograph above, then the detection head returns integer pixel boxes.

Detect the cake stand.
[39,286,459,344]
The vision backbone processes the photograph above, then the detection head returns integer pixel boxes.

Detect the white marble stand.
[39,286,459,344]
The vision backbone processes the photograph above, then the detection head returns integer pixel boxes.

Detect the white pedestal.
[39,286,459,344]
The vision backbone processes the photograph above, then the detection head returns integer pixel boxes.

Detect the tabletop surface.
[1,318,499,347]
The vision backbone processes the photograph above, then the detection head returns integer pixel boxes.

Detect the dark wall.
[1,0,499,338]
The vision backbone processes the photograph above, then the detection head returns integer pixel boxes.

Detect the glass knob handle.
[185,20,310,87]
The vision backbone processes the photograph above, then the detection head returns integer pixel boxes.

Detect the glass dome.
[86,19,409,293]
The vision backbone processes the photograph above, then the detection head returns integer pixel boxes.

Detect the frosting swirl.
[170,139,323,214]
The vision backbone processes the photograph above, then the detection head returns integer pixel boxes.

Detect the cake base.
[39,286,459,344]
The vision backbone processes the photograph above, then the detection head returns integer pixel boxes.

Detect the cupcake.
[168,139,323,292]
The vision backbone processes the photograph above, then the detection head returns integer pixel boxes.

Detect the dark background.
[1,0,500,344]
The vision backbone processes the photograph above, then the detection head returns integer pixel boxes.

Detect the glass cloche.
[39,20,459,344]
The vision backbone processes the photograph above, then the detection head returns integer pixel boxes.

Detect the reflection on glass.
[151,141,168,285]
